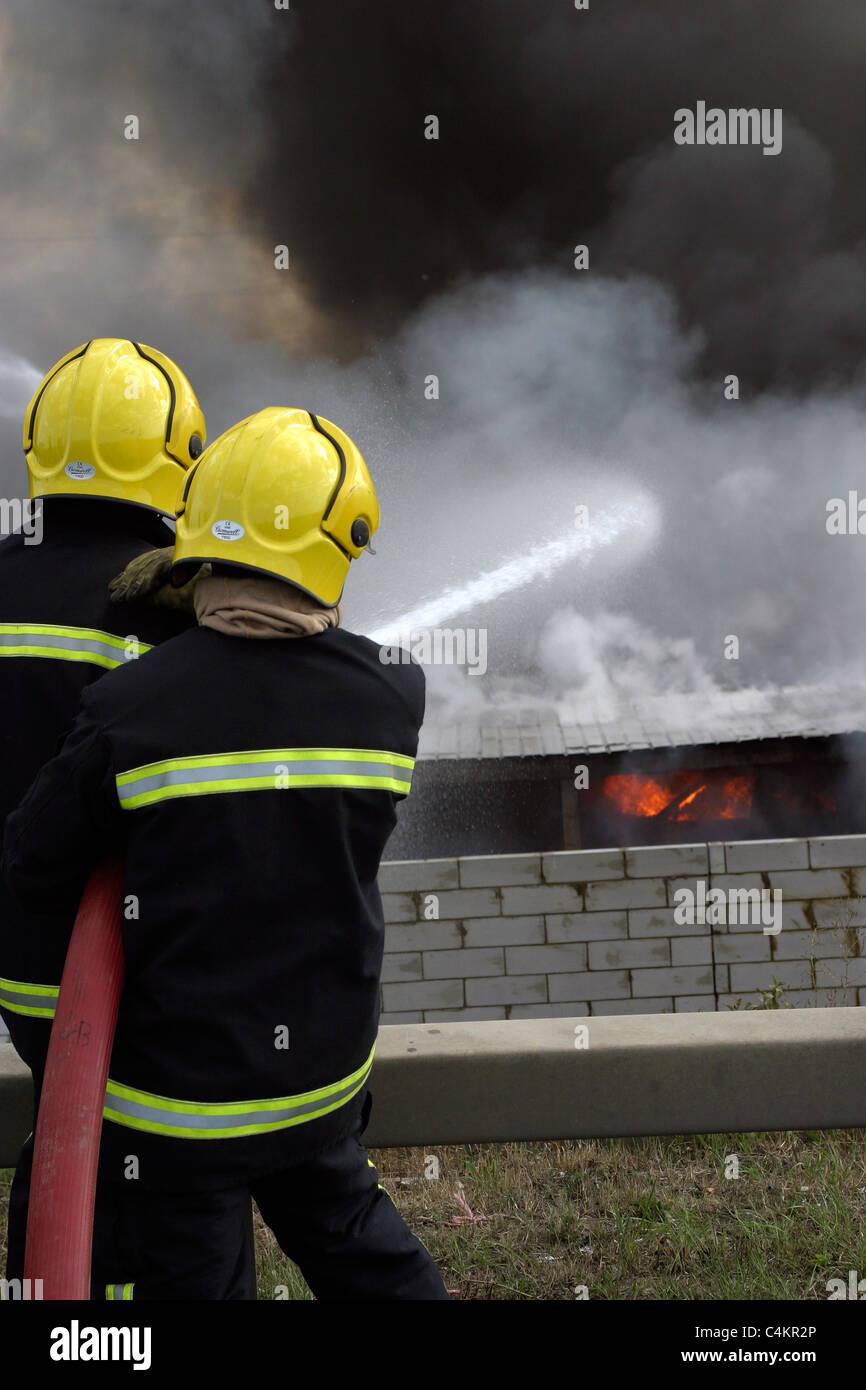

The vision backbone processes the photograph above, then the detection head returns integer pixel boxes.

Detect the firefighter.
[0,338,230,1286]
[3,407,450,1300]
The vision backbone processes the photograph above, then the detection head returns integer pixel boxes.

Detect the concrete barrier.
[0,1045,33,1167]
[2,1007,866,1165]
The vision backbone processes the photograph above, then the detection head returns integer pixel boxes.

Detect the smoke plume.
[2,1,866,716]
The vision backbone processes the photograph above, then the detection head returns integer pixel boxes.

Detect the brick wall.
[377,835,866,1021]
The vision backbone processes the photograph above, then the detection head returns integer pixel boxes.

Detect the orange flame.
[602,771,754,820]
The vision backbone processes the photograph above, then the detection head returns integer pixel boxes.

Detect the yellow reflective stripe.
[116,748,415,810]
[103,1045,375,1140]
[122,772,413,809]
[0,623,150,670]
[105,1283,134,1301]
[0,976,59,1019]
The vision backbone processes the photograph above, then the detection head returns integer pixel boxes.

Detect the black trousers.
[89,1129,450,1300]
[8,1121,449,1301]
[4,1126,253,1299]
[6,1065,448,1301]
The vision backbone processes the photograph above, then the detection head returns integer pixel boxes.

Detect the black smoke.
[4,1,866,701]
[253,0,866,388]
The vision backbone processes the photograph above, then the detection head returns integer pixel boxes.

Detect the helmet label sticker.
[212,520,245,541]
[64,461,96,480]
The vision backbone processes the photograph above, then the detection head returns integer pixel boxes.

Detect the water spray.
[367,495,657,646]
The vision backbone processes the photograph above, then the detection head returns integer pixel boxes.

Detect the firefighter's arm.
[108,546,210,612]
[1,690,122,917]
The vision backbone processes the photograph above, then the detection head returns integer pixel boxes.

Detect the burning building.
[388,682,866,860]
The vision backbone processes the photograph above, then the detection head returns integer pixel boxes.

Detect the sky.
[3,0,866,720]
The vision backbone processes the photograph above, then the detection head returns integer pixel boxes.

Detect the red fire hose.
[24,858,125,1300]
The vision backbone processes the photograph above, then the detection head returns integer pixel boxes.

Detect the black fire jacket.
[0,497,191,1073]
[2,622,424,1188]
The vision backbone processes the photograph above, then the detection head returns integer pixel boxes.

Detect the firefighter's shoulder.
[331,628,425,704]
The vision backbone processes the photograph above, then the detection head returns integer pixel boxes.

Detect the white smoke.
[367,496,659,644]
[0,352,41,421]
[1,0,865,728]
[536,608,718,706]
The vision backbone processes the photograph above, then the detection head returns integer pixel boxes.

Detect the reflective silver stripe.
[116,749,415,809]
[105,1283,134,1301]
[0,979,59,1017]
[104,1068,367,1135]
[126,757,409,798]
[0,624,149,668]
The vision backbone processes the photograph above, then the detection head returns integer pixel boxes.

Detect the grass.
[5,1128,866,1299]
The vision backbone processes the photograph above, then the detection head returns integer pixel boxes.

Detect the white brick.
[809,835,866,869]
[714,964,729,993]
[713,933,772,963]
[625,843,707,878]
[423,1006,506,1021]
[674,995,714,1012]
[585,878,666,911]
[381,952,423,982]
[780,900,815,931]
[509,1003,590,1019]
[588,938,669,970]
[773,987,858,1008]
[708,842,726,874]
[631,965,713,997]
[812,897,866,928]
[385,922,463,953]
[434,888,501,918]
[505,944,588,974]
[459,854,541,887]
[771,928,848,960]
[379,1011,424,1024]
[466,975,547,1005]
[379,858,458,892]
[718,992,761,1010]
[423,947,503,979]
[501,884,582,914]
[667,876,709,901]
[591,997,673,1016]
[462,915,544,948]
[549,970,629,1002]
[542,848,625,882]
[766,869,848,898]
[381,892,417,923]
[724,838,808,872]
[628,908,707,938]
[707,873,765,894]
[381,979,464,1011]
[816,957,866,986]
[728,961,813,993]
[546,911,627,942]
[671,937,713,966]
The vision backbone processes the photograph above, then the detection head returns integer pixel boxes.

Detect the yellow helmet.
[23,338,205,514]
[173,407,379,606]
